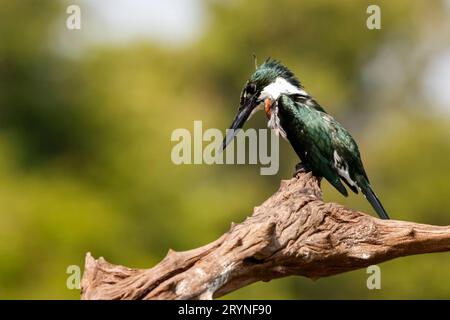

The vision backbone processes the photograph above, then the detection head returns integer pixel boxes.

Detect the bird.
[222,58,390,219]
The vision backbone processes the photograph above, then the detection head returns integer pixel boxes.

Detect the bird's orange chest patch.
[264,98,273,119]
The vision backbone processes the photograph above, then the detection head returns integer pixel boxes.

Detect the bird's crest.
[252,54,258,70]
[250,58,303,89]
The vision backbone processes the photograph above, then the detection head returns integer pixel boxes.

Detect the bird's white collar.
[259,77,306,101]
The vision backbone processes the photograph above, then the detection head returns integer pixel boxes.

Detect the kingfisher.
[222,58,389,219]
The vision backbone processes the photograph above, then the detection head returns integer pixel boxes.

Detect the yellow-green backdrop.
[0,0,449,299]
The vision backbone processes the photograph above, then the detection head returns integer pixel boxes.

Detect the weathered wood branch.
[81,172,450,300]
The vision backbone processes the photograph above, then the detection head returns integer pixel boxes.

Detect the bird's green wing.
[278,94,388,218]
[291,94,327,113]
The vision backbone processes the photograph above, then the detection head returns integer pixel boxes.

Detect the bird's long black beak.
[222,97,258,151]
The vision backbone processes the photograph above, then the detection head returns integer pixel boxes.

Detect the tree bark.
[80,172,450,300]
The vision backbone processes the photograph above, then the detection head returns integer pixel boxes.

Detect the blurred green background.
[0,0,449,299]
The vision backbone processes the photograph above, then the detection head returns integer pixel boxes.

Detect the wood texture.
[81,172,450,300]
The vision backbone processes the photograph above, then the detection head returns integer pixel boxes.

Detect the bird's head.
[222,58,304,150]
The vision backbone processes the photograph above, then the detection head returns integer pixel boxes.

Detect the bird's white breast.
[267,105,287,139]
[259,77,306,140]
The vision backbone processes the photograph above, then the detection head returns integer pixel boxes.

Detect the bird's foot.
[293,163,310,177]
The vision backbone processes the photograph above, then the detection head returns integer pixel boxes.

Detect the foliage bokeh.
[0,0,449,299]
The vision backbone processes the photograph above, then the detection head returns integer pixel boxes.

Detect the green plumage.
[277,94,389,219]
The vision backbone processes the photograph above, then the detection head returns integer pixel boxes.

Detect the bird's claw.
[293,163,309,177]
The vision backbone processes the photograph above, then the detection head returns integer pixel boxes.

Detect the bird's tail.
[356,175,390,220]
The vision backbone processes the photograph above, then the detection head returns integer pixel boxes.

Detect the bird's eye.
[246,84,256,95]
[240,83,256,106]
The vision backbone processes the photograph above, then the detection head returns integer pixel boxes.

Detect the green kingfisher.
[222,58,389,219]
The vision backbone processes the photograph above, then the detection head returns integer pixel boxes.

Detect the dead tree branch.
[81,172,450,300]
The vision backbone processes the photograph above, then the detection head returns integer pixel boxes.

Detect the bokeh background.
[1,0,449,299]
